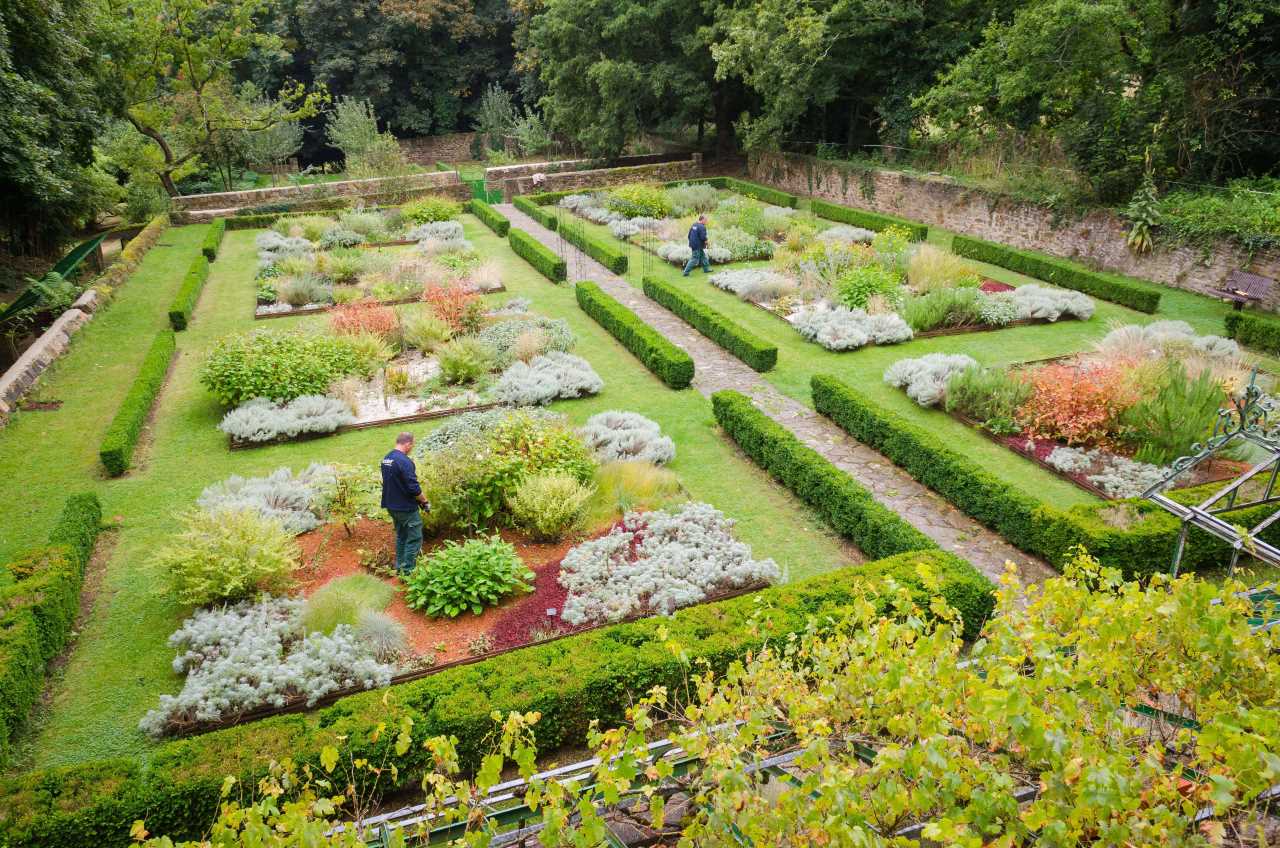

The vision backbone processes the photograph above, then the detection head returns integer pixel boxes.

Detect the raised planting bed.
[883,320,1267,499]
[253,286,506,320]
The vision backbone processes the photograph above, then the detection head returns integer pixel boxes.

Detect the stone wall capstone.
[0,308,91,420]
[172,171,467,215]
[505,157,701,200]
[486,152,693,198]
[398,133,479,165]
[750,152,1280,310]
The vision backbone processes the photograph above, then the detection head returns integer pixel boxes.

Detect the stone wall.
[504,157,701,200]
[750,152,1280,310]
[172,171,468,215]
[398,133,479,165]
[0,307,93,421]
[486,153,693,199]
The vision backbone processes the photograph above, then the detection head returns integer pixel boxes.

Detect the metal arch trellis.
[1141,369,1280,576]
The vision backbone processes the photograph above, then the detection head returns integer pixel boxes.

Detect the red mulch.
[980,279,1015,293]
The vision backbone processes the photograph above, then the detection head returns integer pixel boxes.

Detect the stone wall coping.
[0,308,91,415]
[172,171,463,212]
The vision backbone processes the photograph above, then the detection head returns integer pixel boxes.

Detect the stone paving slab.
[499,204,1056,585]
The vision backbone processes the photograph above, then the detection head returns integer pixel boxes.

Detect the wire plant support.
[1142,368,1280,578]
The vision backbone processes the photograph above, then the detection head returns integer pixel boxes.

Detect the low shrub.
[421,285,483,333]
[575,282,694,389]
[478,316,575,367]
[494,352,603,406]
[196,464,334,534]
[883,353,978,407]
[404,536,533,617]
[606,183,671,219]
[436,337,496,384]
[151,509,298,607]
[950,234,1160,313]
[811,199,927,240]
[711,389,936,559]
[579,411,675,465]
[944,365,1031,428]
[399,308,452,352]
[1224,310,1280,355]
[514,195,558,231]
[469,199,510,236]
[329,301,399,340]
[217,396,355,444]
[665,182,720,215]
[508,473,594,541]
[401,195,462,224]
[1018,363,1137,445]
[724,177,797,208]
[168,255,210,330]
[201,218,226,261]
[509,228,567,282]
[201,330,370,406]
[836,263,902,310]
[560,222,628,274]
[790,303,912,350]
[642,275,777,372]
[99,329,175,476]
[276,273,332,307]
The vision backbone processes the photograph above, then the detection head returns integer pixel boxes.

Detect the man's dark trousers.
[388,508,423,574]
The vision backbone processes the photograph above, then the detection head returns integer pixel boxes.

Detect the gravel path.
[498,203,1056,585]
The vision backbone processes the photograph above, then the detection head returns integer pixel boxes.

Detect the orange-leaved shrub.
[1017,363,1137,446]
[329,301,399,339]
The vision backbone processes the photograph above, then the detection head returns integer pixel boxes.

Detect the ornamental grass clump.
[151,509,298,607]
[437,337,496,384]
[404,535,533,617]
[906,243,981,293]
[508,473,595,541]
[302,573,395,635]
[399,308,452,352]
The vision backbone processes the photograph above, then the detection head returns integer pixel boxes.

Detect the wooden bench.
[1220,269,1275,310]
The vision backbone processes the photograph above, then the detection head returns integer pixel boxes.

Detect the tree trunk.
[713,87,735,158]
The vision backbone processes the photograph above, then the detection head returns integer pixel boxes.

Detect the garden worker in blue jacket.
[381,432,429,576]
[683,214,711,276]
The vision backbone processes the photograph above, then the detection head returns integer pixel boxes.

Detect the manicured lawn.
[13,216,855,770]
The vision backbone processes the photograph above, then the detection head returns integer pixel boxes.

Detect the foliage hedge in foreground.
[0,493,101,768]
[724,177,798,208]
[508,227,566,282]
[167,255,209,331]
[99,330,175,476]
[561,219,628,274]
[951,234,1161,313]
[643,276,777,371]
[809,373,1275,578]
[811,199,928,241]
[711,389,939,563]
[0,547,987,848]
[467,199,510,236]
[514,194,558,231]
[200,218,226,261]
[575,281,693,388]
[1224,310,1280,355]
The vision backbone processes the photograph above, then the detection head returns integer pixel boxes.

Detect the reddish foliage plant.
[422,284,481,332]
[329,301,399,339]
[1017,363,1137,446]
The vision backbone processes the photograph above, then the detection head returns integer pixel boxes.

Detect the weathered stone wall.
[172,171,468,215]
[486,153,693,198]
[750,152,1280,310]
[504,157,701,200]
[0,308,92,420]
[398,133,479,165]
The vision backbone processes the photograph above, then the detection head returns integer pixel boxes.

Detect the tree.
[243,119,304,185]
[324,96,410,177]
[100,0,325,196]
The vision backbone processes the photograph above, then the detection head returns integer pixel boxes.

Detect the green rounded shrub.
[201,331,369,406]
[402,195,463,224]
[150,509,298,607]
[508,473,595,541]
[606,183,671,219]
[436,337,495,384]
[404,535,533,617]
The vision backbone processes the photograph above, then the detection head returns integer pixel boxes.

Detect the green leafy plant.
[436,337,495,384]
[150,509,298,607]
[201,331,370,406]
[944,365,1032,426]
[1125,159,1161,255]
[401,195,462,224]
[899,288,984,332]
[508,473,595,541]
[404,536,533,617]
[606,183,671,218]
[835,263,901,310]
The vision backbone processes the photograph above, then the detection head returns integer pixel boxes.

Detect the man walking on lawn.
[381,432,429,576]
[683,214,710,276]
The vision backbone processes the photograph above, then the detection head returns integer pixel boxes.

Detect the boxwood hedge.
[513,194,559,231]
[1224,310,1280,355]
[723,177,798,208]
[0,548,989,848]
[711,389,938,562]
[508,227,566,282]
[0,493,101,768]
[562,220,628,274]
[643,276,777,371]
[98,330,175,476]
[811,199,928,241]
[575,281,694,388]
[200,219,225,261]
[468,199,510,236]
[951,234,1161,313]
[167,255,209,331]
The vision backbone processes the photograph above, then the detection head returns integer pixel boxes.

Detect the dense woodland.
[2,0,1279,260]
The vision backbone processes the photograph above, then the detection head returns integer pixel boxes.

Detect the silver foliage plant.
[656,242,732,265]
[665,182,719,216]
[488,296,532,317]
[218,395,356,443]
[255,231,313,270]
[608,217,662,241]
[1044,446,1166,498]
[139,596,395,737]
[416,407,566,454]
[197,464,336,534]
[1008,284,1095,322]
[816,224,876,244]
[709,269,795,303]
[884,353,978,407]
[1096,320,1241,361]
[495,352,603,406]
[407,221,464,242]
[477,316,576,366]
[978,292,1021,326]
[579,410,676,465]
[558,502,781,626]
[791,303,913,351]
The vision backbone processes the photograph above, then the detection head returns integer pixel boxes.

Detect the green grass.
[10,215,854,770]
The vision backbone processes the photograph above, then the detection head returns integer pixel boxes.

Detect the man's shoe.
[682,272,690,277]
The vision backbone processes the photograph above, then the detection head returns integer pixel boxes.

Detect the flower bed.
[209,297,603,449]
[882,322,1263,499]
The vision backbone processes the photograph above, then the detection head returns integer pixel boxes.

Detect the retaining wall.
[486,153,694,199]
[398,132,479,164]
[503,157,701,200]
[171,171,468,218]
[750,152,1280,309]
[0,308,92,419]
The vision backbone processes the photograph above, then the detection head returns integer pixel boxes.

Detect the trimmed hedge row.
[809,374,1267,579]
[951,234,1161,313]
[200,218,226,261]
[167,255,209,331]
[723,177,798,209]
[0,493,102,768]
[0,548,987,848]
[514,194,560,230]
[1224,310,1280,355]
[508,228,566,282]
[575,282,694,388]
[468,199,510,236]
[95,214,169,291]
[811,199,928,241]
[711,389,939,564]
[642,276,777,371]
[98,330,175,476]
[561,220,628,274]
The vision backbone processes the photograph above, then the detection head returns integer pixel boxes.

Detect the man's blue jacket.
[688,222,708,250]
[380,449,423,511]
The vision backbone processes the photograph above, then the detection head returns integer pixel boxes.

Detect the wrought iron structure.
[1142,370,1280,576]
